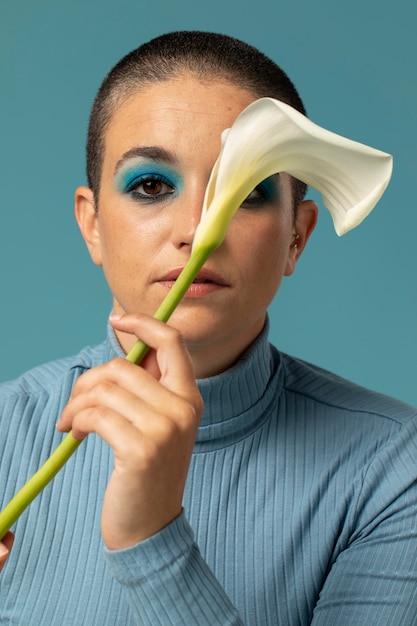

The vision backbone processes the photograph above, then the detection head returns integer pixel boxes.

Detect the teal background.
[1,0,416,405]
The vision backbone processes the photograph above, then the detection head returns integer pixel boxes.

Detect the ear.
[74,186,103,266]
[284,199,318,276]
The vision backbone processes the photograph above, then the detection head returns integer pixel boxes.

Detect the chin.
[168,307,229,343]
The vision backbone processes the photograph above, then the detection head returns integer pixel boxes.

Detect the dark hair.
[86,31,307,209]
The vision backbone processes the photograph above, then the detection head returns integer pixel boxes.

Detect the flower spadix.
[192,97,393,249]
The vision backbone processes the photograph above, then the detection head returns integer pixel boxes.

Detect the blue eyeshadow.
[115,160,183,193]
[257,175,280,202]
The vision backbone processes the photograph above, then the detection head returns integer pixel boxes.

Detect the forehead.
[102,77,258,169]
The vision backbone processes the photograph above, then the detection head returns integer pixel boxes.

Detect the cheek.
[95,201,174,313]
[231,216,292,305]
[98,217,126,269]
[97,203,159,264]
[95,211,144,295]
[255,240,288,297]
[237,216,291,272]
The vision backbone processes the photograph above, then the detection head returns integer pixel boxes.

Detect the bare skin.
[58,314,203,549]
[0,532,14,573]
[74,76,316,377]
[2,76,317,562]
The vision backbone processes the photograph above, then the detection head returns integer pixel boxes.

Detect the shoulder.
[274,349,417,497]
[0,341,107,401]
[278,349,416,427]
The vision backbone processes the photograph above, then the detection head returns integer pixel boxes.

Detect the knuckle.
[107,357,130,375]
[95,380,117,401]
[182,389,204,423]
[124,438,158,471]
[74,404,111,434]
[193,392,204,419]
[168,395,201,433]
[92,404,113,423]
[165,325,186,349]
[156,415,181,442]
[181,402,199,427]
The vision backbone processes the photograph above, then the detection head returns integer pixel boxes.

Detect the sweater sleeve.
[104,512,244,625]
[311,416,417,625]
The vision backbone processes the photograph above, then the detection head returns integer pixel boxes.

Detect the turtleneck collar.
[105,318,283,451]
[195,320,282,449]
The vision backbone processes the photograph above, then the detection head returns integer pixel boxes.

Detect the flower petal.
[193,97,393,252]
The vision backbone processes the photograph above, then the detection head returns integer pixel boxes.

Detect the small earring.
[291,233,300,249]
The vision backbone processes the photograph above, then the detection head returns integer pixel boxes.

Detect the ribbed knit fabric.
[1,323,417,625]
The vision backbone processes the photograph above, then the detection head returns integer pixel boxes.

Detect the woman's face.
[76,75,316,376]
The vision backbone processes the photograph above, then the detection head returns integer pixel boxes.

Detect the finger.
[58,358,197,432]
[72,313,196,398]
[60,372,197,439]
[0,531,14,573]
[110,314,197,395]
[69,357,166,400]
[66,402,191,465]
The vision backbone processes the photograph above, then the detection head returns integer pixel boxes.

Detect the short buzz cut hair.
[86,31,308,210]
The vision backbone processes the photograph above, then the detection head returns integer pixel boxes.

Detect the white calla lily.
[193,97,393,250]
[0,97,394,541]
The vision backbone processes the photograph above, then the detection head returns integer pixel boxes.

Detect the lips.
[156,266,229,297]
[158,267,228,286]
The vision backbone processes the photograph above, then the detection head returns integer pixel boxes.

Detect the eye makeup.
[241,173,281,208]
[115,158,183,203]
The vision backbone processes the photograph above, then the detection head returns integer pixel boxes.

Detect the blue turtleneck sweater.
[1,324,417,625]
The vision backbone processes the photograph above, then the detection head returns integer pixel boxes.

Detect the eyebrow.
[114,146,179,176]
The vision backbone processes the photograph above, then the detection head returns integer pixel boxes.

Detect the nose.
[170,184,206,249]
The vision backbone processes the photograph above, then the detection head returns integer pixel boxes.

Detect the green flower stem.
[0,434,83,541]
[0,247,211,542]
[125,247,209,364]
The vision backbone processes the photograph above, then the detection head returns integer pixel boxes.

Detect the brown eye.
[128,175,175,202]
[142,179,163,195]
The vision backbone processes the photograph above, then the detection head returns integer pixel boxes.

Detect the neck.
[188,320,266,378]
[113,315,266,379]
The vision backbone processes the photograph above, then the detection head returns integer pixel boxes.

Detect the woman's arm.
[57,313,203,550]
[56,313,244,624]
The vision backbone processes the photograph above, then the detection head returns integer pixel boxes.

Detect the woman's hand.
[0,531,14,572]
[57,314,203,551]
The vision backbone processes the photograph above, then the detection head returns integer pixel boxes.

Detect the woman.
[1,31,416,625]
